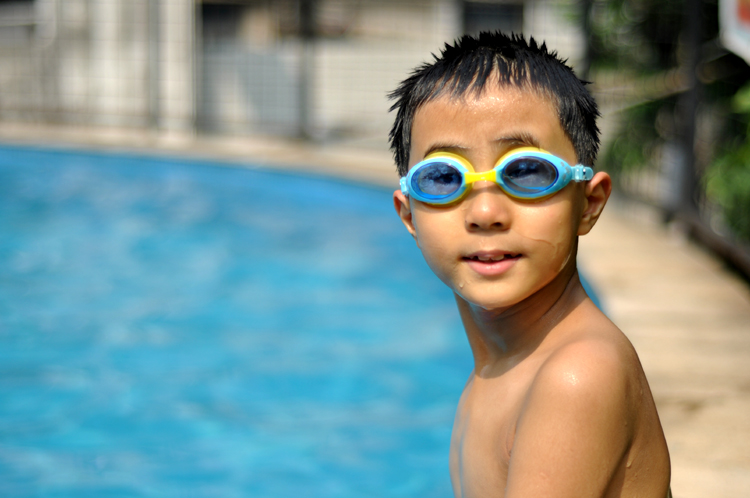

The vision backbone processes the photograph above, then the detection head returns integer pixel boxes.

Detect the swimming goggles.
[400,147,594,205]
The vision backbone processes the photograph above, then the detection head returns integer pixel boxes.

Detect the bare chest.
[449,376,528,498]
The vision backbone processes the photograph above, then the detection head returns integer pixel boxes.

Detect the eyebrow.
[422,143,469,157]
[493,132,541,149]
[422,132,542,158]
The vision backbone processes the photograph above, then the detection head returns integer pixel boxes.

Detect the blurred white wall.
[0,0,585,143]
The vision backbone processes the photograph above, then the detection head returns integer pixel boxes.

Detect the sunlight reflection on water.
[0,145,470,498]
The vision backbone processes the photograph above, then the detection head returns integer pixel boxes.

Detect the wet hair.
[388,31,600,176]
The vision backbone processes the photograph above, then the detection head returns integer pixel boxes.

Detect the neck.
[455,262,587,378]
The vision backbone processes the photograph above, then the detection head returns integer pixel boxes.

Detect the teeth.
[475,254,509,262]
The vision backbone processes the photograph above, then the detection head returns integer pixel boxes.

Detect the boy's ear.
[578,171,612,236]
[393,190,418,240]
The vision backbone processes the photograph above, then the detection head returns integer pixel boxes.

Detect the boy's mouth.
[463,251,522,277]
[464,252,521,262]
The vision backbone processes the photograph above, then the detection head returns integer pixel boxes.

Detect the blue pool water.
[0,145,471,498]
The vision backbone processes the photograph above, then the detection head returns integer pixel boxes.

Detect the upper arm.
[505,341,635,498]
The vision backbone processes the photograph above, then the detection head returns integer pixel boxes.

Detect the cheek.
[514,204,578,264]
[414,225,448,259]
[412,212,457,278]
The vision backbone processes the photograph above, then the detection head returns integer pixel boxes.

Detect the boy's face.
[393,84,609,311]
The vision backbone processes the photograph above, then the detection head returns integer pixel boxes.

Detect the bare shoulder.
[505,309,670,497]
[526,325,641,432]
[536,307,641,396]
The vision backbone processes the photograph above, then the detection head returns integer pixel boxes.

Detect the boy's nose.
[463,182,512,231]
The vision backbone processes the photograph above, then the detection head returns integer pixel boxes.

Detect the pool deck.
[2,123,749,498]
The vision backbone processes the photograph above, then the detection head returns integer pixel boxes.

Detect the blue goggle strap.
[572,165,594,181]
[399,176,409,196]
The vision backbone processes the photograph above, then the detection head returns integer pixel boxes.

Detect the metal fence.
[586,0,750,279]
[0,0,586,147]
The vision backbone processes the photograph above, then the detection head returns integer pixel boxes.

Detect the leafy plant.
[705,84,750,242]
[587,0,750,243]
[601,99,667,179]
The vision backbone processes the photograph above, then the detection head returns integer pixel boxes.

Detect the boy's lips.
[463,251,521,276]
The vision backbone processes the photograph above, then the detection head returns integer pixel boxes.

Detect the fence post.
[298,0,316,140]
[674,0,703,219]
[578,0,594,82]
[148,0,161,129]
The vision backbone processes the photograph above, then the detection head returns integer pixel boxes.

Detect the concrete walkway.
[2,123,749,497]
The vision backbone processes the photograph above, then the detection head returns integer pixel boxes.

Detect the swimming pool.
[0,145,471,497]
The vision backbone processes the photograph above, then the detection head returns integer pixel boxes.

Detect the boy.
[389,32,671,498]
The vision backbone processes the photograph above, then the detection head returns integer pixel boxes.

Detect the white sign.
[721,0,750,63]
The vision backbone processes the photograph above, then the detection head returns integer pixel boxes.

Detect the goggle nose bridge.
[462,169,498,186]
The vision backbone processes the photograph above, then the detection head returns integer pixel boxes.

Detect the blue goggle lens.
[501,157,559,194]
[412,161,463,198]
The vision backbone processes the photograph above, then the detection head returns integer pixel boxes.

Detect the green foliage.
[588,0,681,70]
[707,147,750,242]
[705,85,750,242]
[601,99,663,179]
[732,83,750,113]
[586,0,718,73]
[589,0,750,243]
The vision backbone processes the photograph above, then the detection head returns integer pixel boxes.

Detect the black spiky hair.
[388,31,600,176]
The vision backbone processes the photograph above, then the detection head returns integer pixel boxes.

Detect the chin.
[453,277,551,312]
[455,288,531,312]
